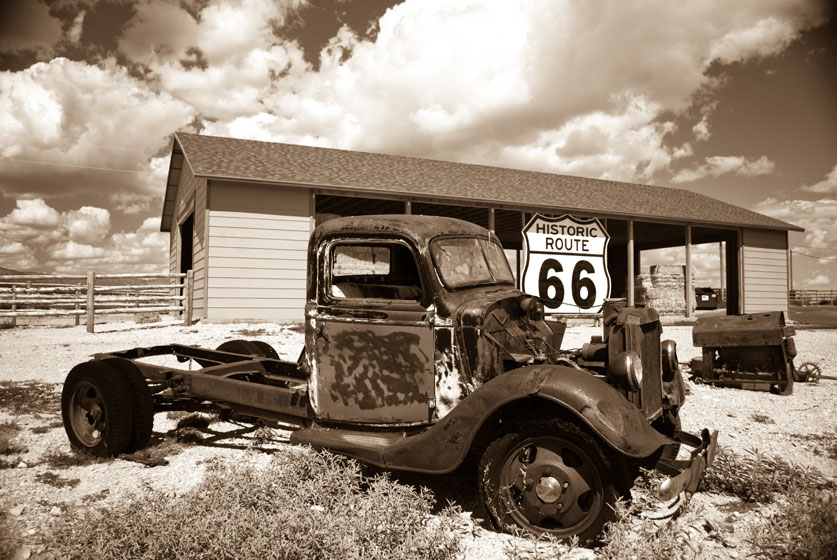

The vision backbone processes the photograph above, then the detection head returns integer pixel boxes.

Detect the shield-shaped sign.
[521,214,611,314]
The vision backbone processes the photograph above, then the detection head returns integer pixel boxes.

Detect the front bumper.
[655,428,719,502]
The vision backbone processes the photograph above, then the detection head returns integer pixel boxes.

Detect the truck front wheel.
[479,418,617,542]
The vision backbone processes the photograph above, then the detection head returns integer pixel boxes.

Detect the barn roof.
[161,132,801,233]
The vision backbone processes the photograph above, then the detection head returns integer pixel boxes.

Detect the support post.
[720,242,726,305]
[488,207,495,232]
[627,219,634,306]
[183,269,194,326]
[86,272,95,333]
[685,225,692,318]
[74,284,80,326]
[10,285,16,328]
[404,200,412,215]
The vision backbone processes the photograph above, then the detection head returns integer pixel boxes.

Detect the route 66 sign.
[521,214,611,314]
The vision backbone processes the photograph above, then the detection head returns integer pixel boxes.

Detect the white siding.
[742,228,789,314]
[207,181,311,321]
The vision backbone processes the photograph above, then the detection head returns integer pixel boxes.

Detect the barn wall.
[742,228,788,314]
[171,161,208,319]
[206,181,310,321]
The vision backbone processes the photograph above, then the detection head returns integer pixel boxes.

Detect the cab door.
[310,238,435,425]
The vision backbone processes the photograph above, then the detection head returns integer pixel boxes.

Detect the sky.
[0,0,835,290]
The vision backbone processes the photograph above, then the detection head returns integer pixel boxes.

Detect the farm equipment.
[61,214,717,542]
[689,311,796,395]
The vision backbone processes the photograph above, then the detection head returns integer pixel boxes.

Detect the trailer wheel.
[479,418,616,542]
[216,339,265,357]
[101,358,154,452]
[62,361,134,456]
[771,363,794,396]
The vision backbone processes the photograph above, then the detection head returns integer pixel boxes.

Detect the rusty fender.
[291,364,673,474]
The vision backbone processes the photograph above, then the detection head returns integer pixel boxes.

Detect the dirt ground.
[1,318,835,559]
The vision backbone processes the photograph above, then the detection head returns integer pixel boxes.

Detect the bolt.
[557,502,564,511]
[543,467,551,476]
[525,480,534,490]
[563,481,569,489]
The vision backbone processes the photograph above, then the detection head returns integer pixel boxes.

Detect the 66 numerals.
[538,258,597,310]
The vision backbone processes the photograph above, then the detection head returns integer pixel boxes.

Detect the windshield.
[430,236,515,289]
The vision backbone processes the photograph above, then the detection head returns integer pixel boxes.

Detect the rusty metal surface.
[292,363,673,474]
[692,311,790,347]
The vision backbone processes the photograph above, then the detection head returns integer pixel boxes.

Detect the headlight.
[519,297,544,321]
[610,350,643,391]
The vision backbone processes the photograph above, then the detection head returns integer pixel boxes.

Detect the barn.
[161,132,802,322]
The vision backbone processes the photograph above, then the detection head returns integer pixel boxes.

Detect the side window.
[329,242,422,301]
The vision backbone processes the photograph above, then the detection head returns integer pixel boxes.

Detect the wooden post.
[74,284,80,326]
[86,271,95,333]
[685,225,692,318]
[183,269,194,326]
[10,285,16,328]
[627,219,634,306]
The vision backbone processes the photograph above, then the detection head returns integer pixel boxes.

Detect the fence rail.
[790,289,837,306]
[0,271,194,332]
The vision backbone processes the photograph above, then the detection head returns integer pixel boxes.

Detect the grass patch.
[233,328,269,337]
[0,381,61,415]
[597,499,691,560]
[703,446,831,503]
[36,471,81,489]
[792,432,837,460]
[49,448,461,560]
[0,421,27,455]
[1,514,21,560]
[750,413,775,424]
[174,412,213,431]
[746,487,837,560]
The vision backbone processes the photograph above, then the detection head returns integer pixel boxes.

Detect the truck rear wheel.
[102,358,154,452]
[62,361,135,456]
[479,418,616,542]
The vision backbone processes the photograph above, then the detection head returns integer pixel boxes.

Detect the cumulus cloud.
[754,197,837,250]
[805,273,831,286]
[672,155,776,183]
[802,164,837,193]
[641,244,725,286]
[0,199,168,274]
[0,57,194,209]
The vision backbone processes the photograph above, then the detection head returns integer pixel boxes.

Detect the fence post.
[74,285,80,326]
[183,269,194,326]
[86,271,95,333]
[10,285,16,328]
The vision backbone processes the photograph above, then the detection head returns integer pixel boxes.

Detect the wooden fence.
[790,289,837,306]
[0,271,194,333]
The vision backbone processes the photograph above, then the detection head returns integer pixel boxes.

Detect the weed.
[702,446,831,503]
[0,381,61,415]
[598,498,692,560]
[42,449,109,469]
[750,413,775,424]
[48,448,462,560]
[233,328,268,337]
[173,426,204,444]
[36,471,81,489]
[252,424,274,446]
[792,432,837,460]
[0,421,27,455]
[746,487,837,560]
[174,412,213,430]
[81,489,110,504]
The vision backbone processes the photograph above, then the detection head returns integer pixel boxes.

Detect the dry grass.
[0,381,60,415]
[48,447,462,560]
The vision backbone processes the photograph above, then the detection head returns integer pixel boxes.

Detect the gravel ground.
[1,319,835,559]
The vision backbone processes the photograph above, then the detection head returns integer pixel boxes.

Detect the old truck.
[61,215,717,541]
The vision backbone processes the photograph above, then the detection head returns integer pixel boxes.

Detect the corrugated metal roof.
[169,132,802,232]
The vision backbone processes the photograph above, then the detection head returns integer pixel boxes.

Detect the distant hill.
[0,267,41,276]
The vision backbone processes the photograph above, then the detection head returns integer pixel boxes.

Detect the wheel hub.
[535,475,564,503]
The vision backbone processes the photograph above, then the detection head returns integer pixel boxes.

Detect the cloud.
[0,57,194,210]
[805,273,831,286]
[692,116,711,142]
[802,164,837,193]
[0,199,168,274]
[672,155,776,183]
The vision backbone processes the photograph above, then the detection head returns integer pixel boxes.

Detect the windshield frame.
[429,234,515,290]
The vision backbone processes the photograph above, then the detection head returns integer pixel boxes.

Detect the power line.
[0,158,155,175]
[791,250,837,261]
